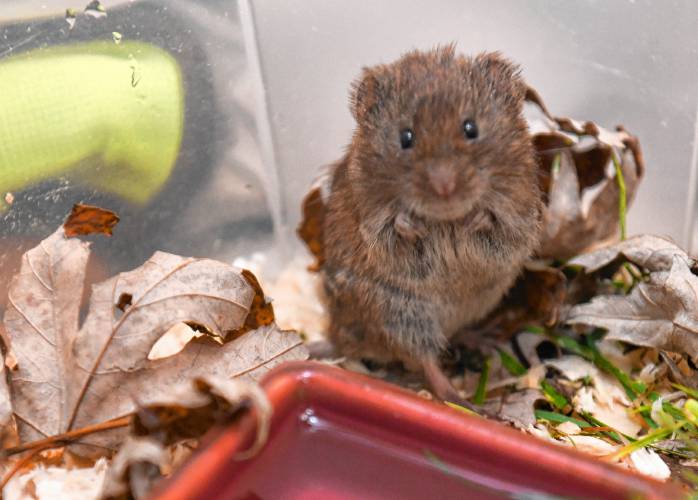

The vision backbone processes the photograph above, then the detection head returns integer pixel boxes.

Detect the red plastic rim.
[153,361,682,500]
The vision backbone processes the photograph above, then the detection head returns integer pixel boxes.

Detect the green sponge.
[0,40,184,206]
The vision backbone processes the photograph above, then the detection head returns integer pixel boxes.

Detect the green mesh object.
[0,40,184,206]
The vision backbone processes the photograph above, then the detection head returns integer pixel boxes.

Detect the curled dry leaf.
[104,376,269,499]
[238,269,276,335]
[567,235,698,356]
[63,204,120,238]
[526,87,644,260]
[146,268,276,361]
[3,223,307,454]
[297,187,326,271]
[132,376,271,457]
[297,167,332,272]
[101,437,166,500]
[568,234,689,273]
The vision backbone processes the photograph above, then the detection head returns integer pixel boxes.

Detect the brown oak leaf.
[567,235,698,356]
[2,225,307,454]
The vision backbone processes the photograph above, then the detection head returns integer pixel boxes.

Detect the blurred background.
[1,0,697,292]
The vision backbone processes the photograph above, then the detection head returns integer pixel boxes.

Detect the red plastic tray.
[153,361,682,500]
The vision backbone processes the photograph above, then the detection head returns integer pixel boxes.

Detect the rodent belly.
[436,273,515,337]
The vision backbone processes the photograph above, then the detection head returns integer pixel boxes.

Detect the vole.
[315,46,542,404]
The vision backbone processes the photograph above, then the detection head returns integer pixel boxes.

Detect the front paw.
[394,211,427,242]
[466,210,494,232]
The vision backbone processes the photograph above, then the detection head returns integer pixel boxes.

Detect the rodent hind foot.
[422,356,495,417]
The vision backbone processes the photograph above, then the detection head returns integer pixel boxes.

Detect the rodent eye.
[399,128,415,149]
[463,119,478,139]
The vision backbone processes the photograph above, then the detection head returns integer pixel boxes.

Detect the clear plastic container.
[1,2,695,496]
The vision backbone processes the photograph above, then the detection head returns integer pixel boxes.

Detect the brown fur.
[321,46,542,398]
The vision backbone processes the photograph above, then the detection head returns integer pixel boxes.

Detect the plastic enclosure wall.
[2,0,697,267]
[248,0,698,253]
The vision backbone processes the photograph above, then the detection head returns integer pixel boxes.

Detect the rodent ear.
[350,68,382,123]
[475,52,527,107]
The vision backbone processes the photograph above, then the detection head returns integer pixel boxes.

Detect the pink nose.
[428,167,456,198]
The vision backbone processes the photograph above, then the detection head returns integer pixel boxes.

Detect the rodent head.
[348,45,538,223]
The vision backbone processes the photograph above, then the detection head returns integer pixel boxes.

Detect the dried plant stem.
[3,416,131,457]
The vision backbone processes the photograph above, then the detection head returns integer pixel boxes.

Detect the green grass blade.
[534,409,588,427]
[612,427,675,460]
[445,401,479,416]
[497,348,527,376]
[473,357,491,405]
[541,380,570,411]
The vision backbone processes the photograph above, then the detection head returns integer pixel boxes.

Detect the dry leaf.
[577,384,640,438]
[0,356,11,430]
[232,254,329,343]
[564,435,618,456]
[483,388,545,429]
[545,356,642,436]
[163,440,197,476]
[297,168,332,272]
[101,437,166,500]
[661,351,698,388]
[3,224,306,453]
[556,421,581,435]
[104,376,270,499]
[526,87,644,260]
[546,355,598,382]
[545,356,641,436]
[517,364,547,390]
[0,359,16,449]
[567,234,689,273]
[132,376,271,455]
[238,269,276,334]
[567,235,698,355]
[63,204,120,237]
[629,448,671,481]
[3,458,109,500]
[297,186,326,271]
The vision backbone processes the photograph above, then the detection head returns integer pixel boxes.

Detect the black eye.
[463,119,478,139]
[400,128,414,149]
